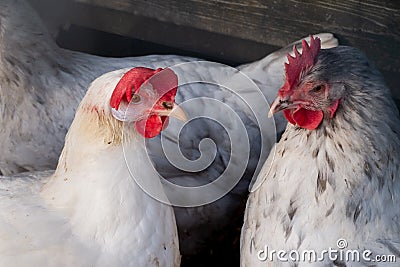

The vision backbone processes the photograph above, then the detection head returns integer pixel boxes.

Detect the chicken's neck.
[272,82,400,232]
[40,112,173,253]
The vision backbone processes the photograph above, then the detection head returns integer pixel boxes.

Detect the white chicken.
[241,36,400,266]
[0,66,187,267]
[0,0,197,175]
[0,0,338,175]
[1,0,338,262]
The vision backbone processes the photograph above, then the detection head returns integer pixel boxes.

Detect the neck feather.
[39,109,176,257]
[281,81,400,209]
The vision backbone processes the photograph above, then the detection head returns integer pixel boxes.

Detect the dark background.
[28,0,399,102]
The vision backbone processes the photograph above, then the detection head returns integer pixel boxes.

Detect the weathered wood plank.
[28,0,399,98]
[29,0,280,63]
[73,0,400,71]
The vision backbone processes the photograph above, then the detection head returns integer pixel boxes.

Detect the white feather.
[0,0,338,257]
[0,70,180,267]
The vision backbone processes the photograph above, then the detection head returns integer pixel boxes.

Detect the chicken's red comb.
[110,67,178,110]
[278,35,321,97]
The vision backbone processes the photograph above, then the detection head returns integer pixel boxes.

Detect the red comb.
[146,68,178,104]
[110,67,178,110]
[279,35,321,97]
[110,67,162,109]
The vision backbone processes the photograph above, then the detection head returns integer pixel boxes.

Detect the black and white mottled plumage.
[241,43,400,266]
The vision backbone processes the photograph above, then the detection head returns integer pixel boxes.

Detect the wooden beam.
[72,0,400,72]
[28,0,400,98]
[29,0,280,63]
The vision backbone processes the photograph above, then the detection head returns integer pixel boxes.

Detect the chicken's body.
[241,40,400,266]
[0,69,181,267]
[1,0,338,260]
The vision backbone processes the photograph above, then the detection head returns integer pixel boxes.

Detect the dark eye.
[162,101,173,110]
[311,84,325,93]
[131,94,141,104]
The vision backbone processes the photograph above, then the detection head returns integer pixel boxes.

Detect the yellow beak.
[157,103,188,122]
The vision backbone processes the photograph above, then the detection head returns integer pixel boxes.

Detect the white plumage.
[0,0,197,176]
[0,0,338,260]
[0,69,181,266]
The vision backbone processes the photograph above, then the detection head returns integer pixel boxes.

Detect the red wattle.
[283,108,323,130]
[283,109,297,125]
[161,116,170,130]
[135,115,164,138]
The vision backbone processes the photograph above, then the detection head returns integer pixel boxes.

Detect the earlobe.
[110,102,136,122]
[328,99,340,118]
[325,87,329,99]
[111,107,128,122]
[110,100,143,122]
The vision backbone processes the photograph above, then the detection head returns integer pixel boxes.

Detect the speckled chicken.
[241,36,400,266]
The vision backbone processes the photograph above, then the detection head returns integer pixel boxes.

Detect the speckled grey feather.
[241,46,400,266]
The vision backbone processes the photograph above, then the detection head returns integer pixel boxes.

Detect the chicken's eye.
[131,94,141,104]
[162,101,173,110]
[310,84,324,93]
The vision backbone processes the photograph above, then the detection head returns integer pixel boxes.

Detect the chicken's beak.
[268,96,293,118]
[157,103,188,122]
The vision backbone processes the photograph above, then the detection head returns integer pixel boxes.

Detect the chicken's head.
[110,67,187,138]
[268,35,340,130]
